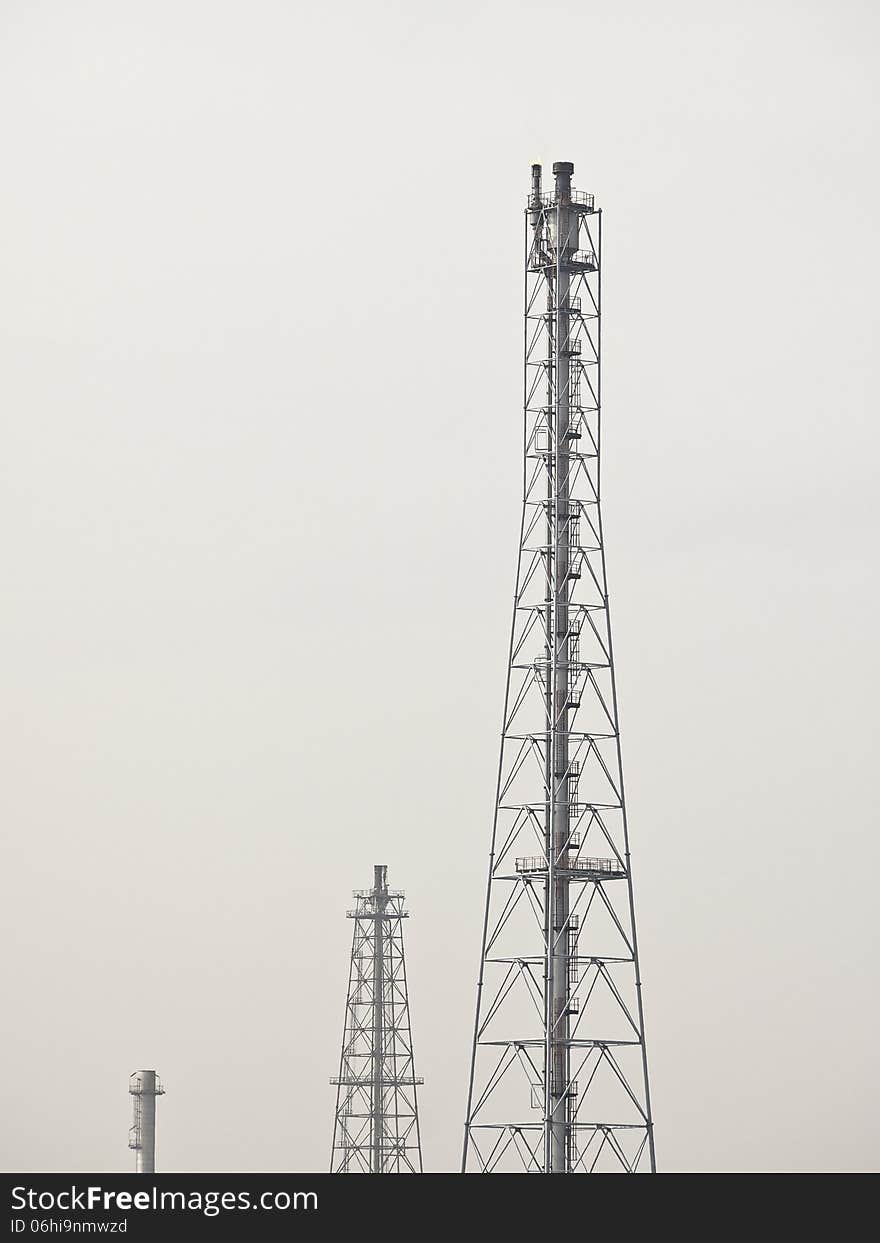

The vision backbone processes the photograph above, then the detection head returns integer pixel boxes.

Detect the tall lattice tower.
[330,865,423,1172]
[462,161,656,1174]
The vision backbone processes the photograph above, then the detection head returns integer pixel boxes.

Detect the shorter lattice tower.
[330,865,423,1172]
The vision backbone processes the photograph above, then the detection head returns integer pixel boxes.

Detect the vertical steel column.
[128,1070,164,1174]
[371,864,388,1173]
[548,158,574,1173]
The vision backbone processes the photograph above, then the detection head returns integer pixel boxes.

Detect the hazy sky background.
[1,0,878,1173]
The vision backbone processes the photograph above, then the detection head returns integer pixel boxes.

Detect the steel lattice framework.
[330,865,423,1172]
[462,161,656,1174]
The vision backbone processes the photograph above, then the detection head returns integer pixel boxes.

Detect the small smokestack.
[374,864,388,895]
[128,1070,165,1173]
[529,163,543,229]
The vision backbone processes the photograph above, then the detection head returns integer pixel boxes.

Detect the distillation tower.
[462,162,656,1173]
[330,866,423,1172]
[128,1070,165,1174]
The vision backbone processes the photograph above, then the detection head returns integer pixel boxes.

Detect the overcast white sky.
[1,0,878,1173]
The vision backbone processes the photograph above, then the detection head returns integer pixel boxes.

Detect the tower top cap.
[552,161,574,176]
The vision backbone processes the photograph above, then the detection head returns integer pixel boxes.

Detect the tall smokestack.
[128,1070,164,1173]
